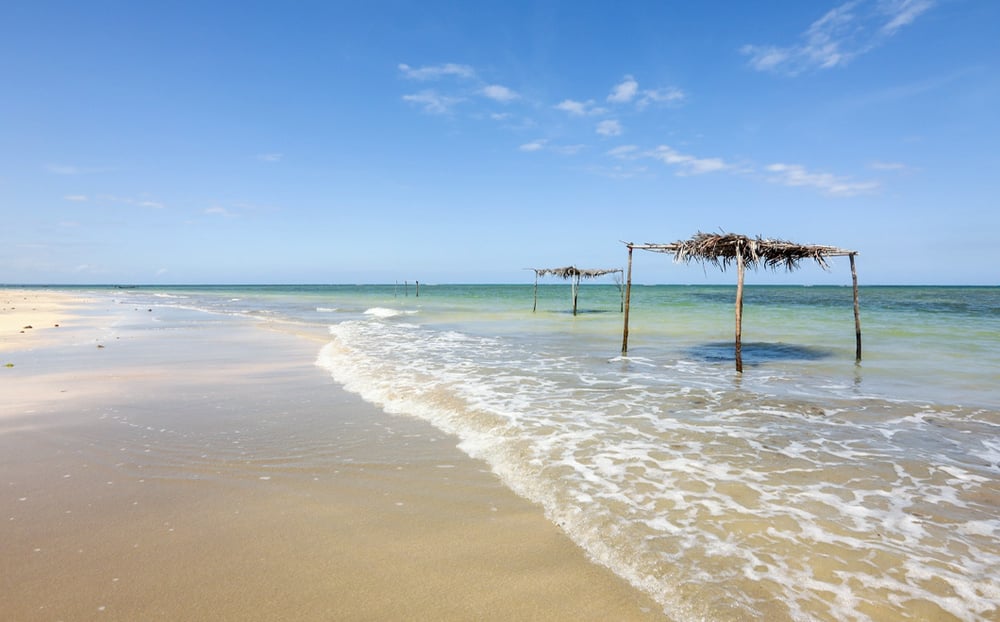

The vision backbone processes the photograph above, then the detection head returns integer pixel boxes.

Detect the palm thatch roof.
[532,266,622,279]
[622,232,862,372]
[530,266,624,315]
[629,232,857,272]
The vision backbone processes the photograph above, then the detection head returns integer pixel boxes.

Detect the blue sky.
[2,0,997,285]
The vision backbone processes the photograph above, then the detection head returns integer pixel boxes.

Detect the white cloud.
[552,144,586,156]
[869,160,907,170]
[402,90,463,114]
[881,0,934,34]
[650,145,728,176]
[607,145,640,159]
[596,119,623,137]
[638,87,686,109]
[517,139,584,155]
[765,163,880,196]
[480,84,519,102]
[46,164,97,175]
[398,62,475,80]
[156,268,168,276]
[742,0,935,75]
[608,75,639,103]
[606,75,686,109]
[205,205,233,216]
[257,153,283,162]
[554,99,607,116]
[96,194,165,209]
[64,194,88,202]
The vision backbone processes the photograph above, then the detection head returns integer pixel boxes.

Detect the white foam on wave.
[363,307,417,319]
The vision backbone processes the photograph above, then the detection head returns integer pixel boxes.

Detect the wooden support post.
[735,247,745,373]
[572,273,579,316]
[851,253,861,362]
[533,272,538,312]
[416,280,419,297]
[621,245,634,355]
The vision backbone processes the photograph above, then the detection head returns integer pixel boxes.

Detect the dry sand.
[1,289,668,621]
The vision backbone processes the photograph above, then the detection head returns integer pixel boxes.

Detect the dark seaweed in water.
[687,341,834,366]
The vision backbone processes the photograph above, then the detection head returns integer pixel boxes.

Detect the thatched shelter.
[531,266,623,315]
[621,233,860,372]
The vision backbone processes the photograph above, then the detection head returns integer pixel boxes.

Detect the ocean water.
[102,284,999,621]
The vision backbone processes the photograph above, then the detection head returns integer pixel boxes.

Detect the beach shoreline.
[0,289,667,620]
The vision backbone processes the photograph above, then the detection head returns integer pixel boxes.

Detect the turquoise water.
[95,284,999,621]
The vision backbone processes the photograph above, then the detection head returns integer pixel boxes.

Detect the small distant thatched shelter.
[622,232,860,372]
[531,266,624,315]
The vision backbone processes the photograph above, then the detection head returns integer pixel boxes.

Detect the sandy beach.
[0,289,666,621]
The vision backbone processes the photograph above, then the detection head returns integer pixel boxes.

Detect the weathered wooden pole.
[415,280,419,297]
[735,246,745,373]
[621,245,634,354]
[533,271,539,312]
[619,274,624,313]
[571,272,580,315]
[850,253,861,362]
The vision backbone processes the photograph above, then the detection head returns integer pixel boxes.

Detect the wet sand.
[1,290,667,621]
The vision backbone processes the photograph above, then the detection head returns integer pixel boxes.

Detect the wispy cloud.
[881,0,934,34]
[64,194,89,202]
[96,194,166,209]
[606,145,640,159]
[551,144,586,156]
[608,144,875,195]
[869,160,907,171]
[607,75,687,109]
[609,144,727,176]
[596,119,623,137]
[402,90,464,114]
[741,0,935,75]
[518,139,585,155]
[608,75,639,103]
[46,163,110,175]
[650,146,728,176]
[398,62,475,81]
[765,163,879,196]
[554,99,607,116]
[257,153,283,162]
[205,205,233,217]
[638,87,686,109]
[480,84,519,102]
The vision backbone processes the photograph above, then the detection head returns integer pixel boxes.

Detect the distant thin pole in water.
[416,280,419,298]
[851,253,861,362]
[621,244,634,354]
